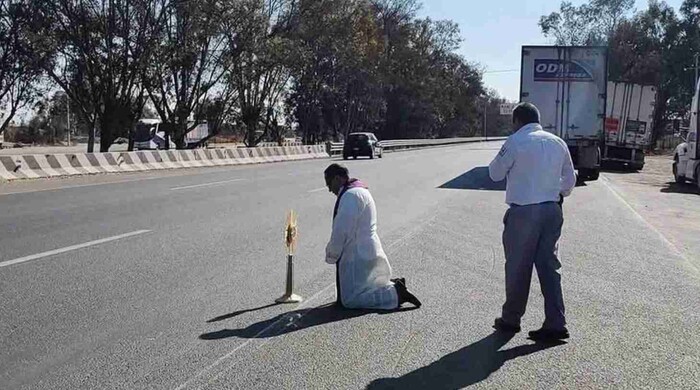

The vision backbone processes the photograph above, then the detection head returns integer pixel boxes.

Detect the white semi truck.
[521,46,607,181]
[604,82,657,170]
[673,79,700,187]
[132,119,208,150]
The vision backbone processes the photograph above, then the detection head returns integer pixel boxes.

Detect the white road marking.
[175,284,335,390]
[176,226,427,390]
[307,187,327,193]
[0,173,197,196]
[601,176,699,275]
[170,179,246,191]
[0,230,151,269]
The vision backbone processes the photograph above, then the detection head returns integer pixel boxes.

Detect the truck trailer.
[604,81,657,170]
[520,46,607,181]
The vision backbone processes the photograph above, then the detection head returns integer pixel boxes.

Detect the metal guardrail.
[326,136,506,155]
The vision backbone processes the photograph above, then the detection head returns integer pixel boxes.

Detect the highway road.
[1,142,698,389]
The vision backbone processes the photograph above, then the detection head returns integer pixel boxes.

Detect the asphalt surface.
[602,154,700,266]
[1,143,698,389]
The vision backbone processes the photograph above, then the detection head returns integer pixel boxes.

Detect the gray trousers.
[501,202,566,330]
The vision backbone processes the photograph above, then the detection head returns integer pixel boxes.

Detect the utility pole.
[686,52,699,91]
[483,101,488,141]
[693,52,700,90]
[66,95,71,146]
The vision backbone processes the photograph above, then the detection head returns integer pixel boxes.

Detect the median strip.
[0,145,330,182]
[0,230,152,269]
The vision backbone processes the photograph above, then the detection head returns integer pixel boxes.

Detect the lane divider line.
[0,230,152,269]
[176,224,428,390]
[601,175,699,276]
[170,179,246,191]
[175,284,336,390]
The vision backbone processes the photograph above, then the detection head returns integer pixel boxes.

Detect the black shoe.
[394,278,421,308]
[528,328,570,341]
[493,318,521,333]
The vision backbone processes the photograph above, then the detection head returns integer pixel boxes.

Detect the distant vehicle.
[343,132,383,160]
[520,46,607,181]
[133,119,169,150]
[114,137,129,145]
[132,119,209,150]
[604,82,657,170]
[185,121,209,148]
[673,79,700,187]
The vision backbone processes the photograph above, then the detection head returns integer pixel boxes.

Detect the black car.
[343,132,383,159]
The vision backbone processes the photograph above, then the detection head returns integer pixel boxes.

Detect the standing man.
[324,164,421,310]
[489,103,576,341]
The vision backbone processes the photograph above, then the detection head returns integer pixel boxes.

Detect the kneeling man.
[324,164,420,310]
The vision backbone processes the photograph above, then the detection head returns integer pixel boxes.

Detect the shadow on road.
[601,162,641,173]
[331,157,376,162]
[200,303,417,340]
[660,182,699,195]
[439,167,506,191]
[207,303,282,323]
[366,332,565,389]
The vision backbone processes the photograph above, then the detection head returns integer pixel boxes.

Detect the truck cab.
[133,119,169,150]
[673,80,700,186]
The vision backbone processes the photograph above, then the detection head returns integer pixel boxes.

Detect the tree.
[540,0,697,143]
[370,0,420,58]
[33,0,167,152]
[288,0,485,142]
[539,0,634,45]
[481,89,514,138]
[677,0,700,103]
[46,92,70,144]
[222,0,298,147]
[0,0,43,135]
[288,0,384,143]
[145,0,234,149]
[606,1,690,143]
[379,16,482,139]
[431,53,484,138]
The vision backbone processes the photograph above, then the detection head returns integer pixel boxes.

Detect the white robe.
[325,187,398,310]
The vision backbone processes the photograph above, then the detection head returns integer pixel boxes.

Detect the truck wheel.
[579,168,599,181]
[673,156,685,184]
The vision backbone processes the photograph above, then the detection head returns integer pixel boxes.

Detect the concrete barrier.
[0,145,330,182]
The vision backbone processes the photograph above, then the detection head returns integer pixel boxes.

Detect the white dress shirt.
[489,123,576,206]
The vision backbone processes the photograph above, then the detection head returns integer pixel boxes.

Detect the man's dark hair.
[324,163,349,178]
[513,102,540,125]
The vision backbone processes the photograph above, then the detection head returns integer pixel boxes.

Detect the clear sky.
[418,0,685,101]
